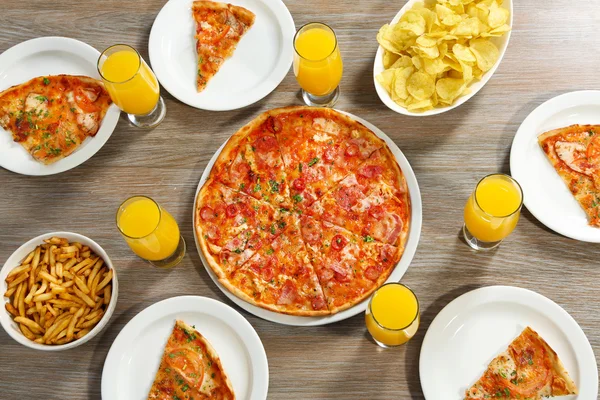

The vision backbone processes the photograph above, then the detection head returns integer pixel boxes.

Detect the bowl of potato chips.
[0,232,118,351]
[373,0,512,115]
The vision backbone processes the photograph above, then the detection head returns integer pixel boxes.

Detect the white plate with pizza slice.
[192,111,422,326]
[149,0,295,111]
[101,296,268,400]
[419,286,597,400]
[510,90,600,242]
[0,36,120,176]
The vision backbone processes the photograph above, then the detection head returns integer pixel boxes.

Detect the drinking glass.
[463,174,523,251]
[98,44,166,128]
[365,283,420,348]
[293,22,343,107]
[116,196,185,268]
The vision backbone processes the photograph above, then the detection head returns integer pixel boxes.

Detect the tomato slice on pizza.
[192,0,255,92]
[465,327,577,400]
[148,320,235,400]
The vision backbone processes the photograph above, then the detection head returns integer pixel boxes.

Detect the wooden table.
[1,0,599,398]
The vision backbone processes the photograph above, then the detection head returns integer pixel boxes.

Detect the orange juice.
[294,25,343,96]
[365,283,419,347]
[118,197,180,261]
[464,175,522,243]
[100,49,159,115]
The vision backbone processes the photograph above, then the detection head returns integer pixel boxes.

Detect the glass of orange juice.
[463,174,523,251]
[98,44,166,128]
[293,22,343,107]
[116,196,185,268]
[365,283,420,348]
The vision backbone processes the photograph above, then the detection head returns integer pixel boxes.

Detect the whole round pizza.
[195,106,411,316]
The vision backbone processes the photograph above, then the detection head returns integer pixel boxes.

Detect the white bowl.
[372,0,513,116]
[0,232,118,351]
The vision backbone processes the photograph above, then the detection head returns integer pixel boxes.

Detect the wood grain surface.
[1,0,599,399]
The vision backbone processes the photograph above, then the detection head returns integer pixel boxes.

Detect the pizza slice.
[148,320,235,400]
[300,215,400,313]
[465,326,577,400]
[269,107,384,211]
[538,124,600,227]
[0,75,112,164]
[307,147,410,247]
[192,0,255,92]
[223,215,329,315]
[211,114,289,206]
[195,179,292,277]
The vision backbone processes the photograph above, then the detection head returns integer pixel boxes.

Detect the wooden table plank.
[1,0,599,398]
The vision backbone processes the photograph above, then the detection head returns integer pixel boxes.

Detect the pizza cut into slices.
[307,147,410,248]
[465,326,577,400]
[148,320,235,400]
[223,215,329,315]
[211,114,289,206]
[195,179,292,276]
[192,0,255,92]
[0,75,112,164]
[269,107,384,211]
[538,124,600,227]
[300,215,400,314]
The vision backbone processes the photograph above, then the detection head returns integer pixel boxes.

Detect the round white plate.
[419,286,598,400]
[101,296,268,400]
[372,0,512,116]
[149,0,295,111]
[0,37,120,176]
[510,90,600,242]
[192,111,423,326]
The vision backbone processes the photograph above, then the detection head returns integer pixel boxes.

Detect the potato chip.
[452,43,476,63]
[376,0,510,112]
[469,38,499,72]
[436,77,465,101]
[383,50,401,69]
[391,66,415,101]
[407,71,435,100]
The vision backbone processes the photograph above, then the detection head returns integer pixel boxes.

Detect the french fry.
[73,275,90,294]
[77,258,97,275]
[67,307,85,341]
[7,272,29,289]
[5,303,18,316]
[33,293,53,302]
[81,313,103,329]
[24,284,39,305]
[75,328,90,339]
[71,258,93,274]
[14,316,44,334]
[4,286,17,298]
[17,283,26,317]
[56,262,63,279]
[61,245,79,254]
[51,286,66,295]
[87,259,103,287]
[63,258,77,271]
[21,249,36,266]
[38,271,60,285]
[80,250,91,258]
[34,280,48,295]
[6,263,31,280]
[31,246,41,271]
[19,324,37,340]
[49,245,57,270]
[44,316,71,343]
[46,303,57,317]
[12,282,23,307]
[90,272,101,299]
[72,286,96,308]
[32,312,40,325]
[46,237,68,245]
[61,281,74,288]
[57,252,77,261]
[96,270,113,293]
[103,285,111,305]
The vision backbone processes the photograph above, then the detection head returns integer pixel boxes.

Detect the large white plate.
[419,286,598,399]
[101,296,268,400]
[373,0,513,116]
[149,0,295,111]
[510,91,600,242]
[192,110,423,326]
[0,37,120,176]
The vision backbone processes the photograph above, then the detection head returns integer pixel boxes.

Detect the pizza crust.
[195,106,411,316]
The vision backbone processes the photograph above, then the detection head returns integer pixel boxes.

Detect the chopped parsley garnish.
[239,183,245,190]
[269,179,280,193]
[298,163,302,172]
[169,353,176,358]
[42,132,51,139]
[48,147,62,155]
[292,194,303,203]
[363,235,374,242]
[265,248,274,255]
[254,183,261,192]
[35,95,47,102]
[43,77,50,85]
[270,224,276,234]
[211,373,215,378]
[70,107,76,113]
[233,248,242,254]
[279,207,289,212]
[164,368,171,372]
[308,157,319,166]
[181,385,189,392]
[528,359,533,365]
[278,221,286,229]
[504,388,510,396]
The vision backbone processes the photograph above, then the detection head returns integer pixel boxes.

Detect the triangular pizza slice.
[465,326,577,399]
[538,124,600,226]
[192,0,255,92]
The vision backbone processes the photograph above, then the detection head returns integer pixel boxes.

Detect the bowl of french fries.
[0,232,117,350]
